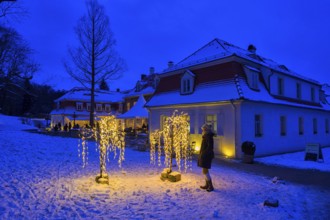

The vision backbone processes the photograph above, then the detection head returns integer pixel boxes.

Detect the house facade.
[145,39,330,158]
[50,87,124,128]
[122,67,159,130]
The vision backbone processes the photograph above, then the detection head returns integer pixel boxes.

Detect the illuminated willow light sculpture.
[79,115,125,184]
[150,110,192,173]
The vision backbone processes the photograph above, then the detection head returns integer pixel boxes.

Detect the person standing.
[198,124,215,192]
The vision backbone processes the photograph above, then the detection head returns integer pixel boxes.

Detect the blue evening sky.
[12,0,330,91]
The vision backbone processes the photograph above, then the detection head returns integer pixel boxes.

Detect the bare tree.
[0,25,39,114]
[64,0,124,127]
[0,0,28,22]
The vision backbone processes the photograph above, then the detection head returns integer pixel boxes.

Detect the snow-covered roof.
[163,38,319,84]
[118,95,148,119]
[124,86,155,98]
[146,74,330,111]
[55,87,124,103]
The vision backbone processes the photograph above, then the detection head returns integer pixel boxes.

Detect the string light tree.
[150,110,192,182]
[78,115,125,184]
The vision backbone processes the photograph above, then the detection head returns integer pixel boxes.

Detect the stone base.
[168,172,181,182]
[95,173,109,184]
[160,168,181,182]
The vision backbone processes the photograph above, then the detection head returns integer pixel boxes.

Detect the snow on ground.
[0,114,330,219]
[255,148,330,172]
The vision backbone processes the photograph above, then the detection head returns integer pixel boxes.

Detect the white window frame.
[278,77,284,96]
[76,102,83,111]
[96,104,102,112]
[255,114,263,137]
[280,116,286,136]
[181,70,195,95]
[298,117,304,135]
[313,118,317,134]
[205,114,217,134]
[311,87,315,102]
[105,104,111,112]
[296,83,301,99]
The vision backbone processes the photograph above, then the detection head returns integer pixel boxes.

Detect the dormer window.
[243,65,259,90]
[181,70,195,95]
[278,77,284,96]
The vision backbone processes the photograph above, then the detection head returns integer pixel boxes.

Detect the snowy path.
[0,115,330,219]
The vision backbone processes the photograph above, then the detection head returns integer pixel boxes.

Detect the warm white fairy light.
[78,115,125,182]
[150,110,192,172]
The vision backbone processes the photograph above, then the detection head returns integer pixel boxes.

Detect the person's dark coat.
[198,131,215,169]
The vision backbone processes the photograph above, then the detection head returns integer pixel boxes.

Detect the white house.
[50,87,124,128]
[145,39,330,158]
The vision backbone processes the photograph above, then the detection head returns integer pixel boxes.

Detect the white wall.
[269,73,320,103]
[240,101,330,157]
[148,103,236,157]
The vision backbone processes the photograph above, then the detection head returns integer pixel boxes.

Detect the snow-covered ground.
[0,114,329,219]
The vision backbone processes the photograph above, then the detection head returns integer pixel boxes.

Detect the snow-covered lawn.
[0,115,329,219]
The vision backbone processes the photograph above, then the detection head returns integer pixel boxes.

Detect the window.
[76,102,83,111]
[87,103,91,111]
[205,114,217,134]
[255,114,263,137]
[181,70,195,94]
[311,87,315,102]
[160,115,168,130]
[326,119,329,134]
[105,104,111,112]
[278,77,284,96]
[296,83,301,99]
[251,72,259,89]
[126,102,131,111]
[298,117,304,135]
[280,116,286,136]
[119,103,123,113]
[313,118,317,134]
[96,104,102,112]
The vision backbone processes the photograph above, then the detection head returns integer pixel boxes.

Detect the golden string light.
[150,110,192,173]
[78,115,125,183]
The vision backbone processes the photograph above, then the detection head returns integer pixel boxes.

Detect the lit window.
[205,114,217,134]
[280,116,286,136]
[313,118,317,134]
[126,102,131,111]
[76,102,83,111]
[278,78,284,96]
[296,83,301,99]
[255,114,263,137]
[298,117,304,135]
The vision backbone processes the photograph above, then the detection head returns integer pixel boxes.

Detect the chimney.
[149,67,155,74]
[248,44,256,54]
[168,61,174,68]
